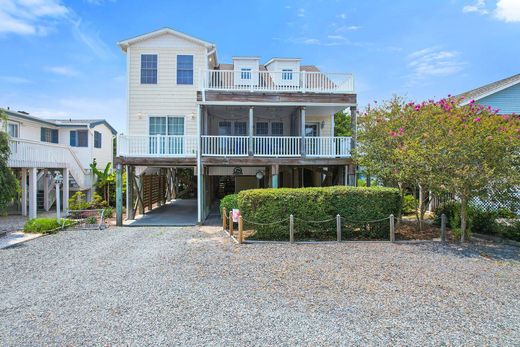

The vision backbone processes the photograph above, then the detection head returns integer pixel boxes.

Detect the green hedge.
[23,218,71,234]
[237,186,401,241]
[220,194,238,217]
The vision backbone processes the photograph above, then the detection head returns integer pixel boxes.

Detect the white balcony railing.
[203,70,354,93]
[253,136,301,157]
[305,137,351,158]
[117,135,198,157]
[118,135,351,158]
[8,139,91,189]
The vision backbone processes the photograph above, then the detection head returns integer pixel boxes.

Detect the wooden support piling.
[289,214,294,243]
[441,213,447,243]
[229,211,234,236]
[336,214,341,242]
[389,214,395,242]
[238,216,244,244]
[222,207,227,230]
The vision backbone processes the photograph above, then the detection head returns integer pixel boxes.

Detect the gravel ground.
[1,226,520,346]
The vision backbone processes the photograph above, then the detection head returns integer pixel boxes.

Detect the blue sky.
[0,0,519,132]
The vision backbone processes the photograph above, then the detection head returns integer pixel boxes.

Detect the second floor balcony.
[201,69,355,94]
[117,135,352,159]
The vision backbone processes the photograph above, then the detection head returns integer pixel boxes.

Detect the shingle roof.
[1,108,117,135]
[457,73,520,105]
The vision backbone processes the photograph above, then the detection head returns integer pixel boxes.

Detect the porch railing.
[117,135,351,158]
[117,135,198,157]
[8,139,91,189]
[203,70,354,93]
[305,137,352,158]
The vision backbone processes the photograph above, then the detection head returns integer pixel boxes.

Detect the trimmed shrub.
[237,186,401,241]
[220,194,238,217]
[402,194,418,215]
[23,218,70,234]
[103,207,114,218]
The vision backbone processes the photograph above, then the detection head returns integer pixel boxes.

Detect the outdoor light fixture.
[255,170,264,180]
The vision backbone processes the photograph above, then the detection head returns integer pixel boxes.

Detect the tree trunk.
[398,182,405,222]
[418,184,424,231]
[460,196,467,243]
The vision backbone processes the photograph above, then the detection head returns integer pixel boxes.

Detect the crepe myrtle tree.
[0,111,19,214]
[355,96,520,241]
[421,97,519,241]
[354,97,438,230]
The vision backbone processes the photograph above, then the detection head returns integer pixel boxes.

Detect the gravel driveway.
[1,226,519,346]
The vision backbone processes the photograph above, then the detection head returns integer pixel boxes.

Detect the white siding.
[127,33,207,137]
[91,124,114,170]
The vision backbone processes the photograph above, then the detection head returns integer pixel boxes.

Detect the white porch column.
[249,106,254,156]
[300,107,306,157]
[197,104,203,224]
[63,168,69,211]
[43,169,50,211]
[28,167,37,219]
[21,168,27,216]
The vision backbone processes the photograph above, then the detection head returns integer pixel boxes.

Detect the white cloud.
[463,0,520,22]
[408,47,466,79]
[46,65,79,77]
[297,8,305,17]
[495,0,520,22]
[0,0,68,35]
[334,25,362,33]
[338,13,346,19]
[463,0,489,14]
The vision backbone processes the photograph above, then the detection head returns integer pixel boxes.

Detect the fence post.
[390,214,395,242]
[229,211,234,236]
[336,214,341,242]
[441,213,447,243]
[222,207,227,230]
[238,216,244,244]
[289,214,294,244]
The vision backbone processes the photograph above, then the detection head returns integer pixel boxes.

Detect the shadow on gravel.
[409,241,520,262]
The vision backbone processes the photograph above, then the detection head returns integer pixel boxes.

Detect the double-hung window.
[7,123,19,138]
[271,122,284,136]
[141,54,157,84]
[177,55,193,85]
[94,131,102,148]
[41,128,58,144]
[255,122,269,136]
[70,130,88,147]
[149,116,185,154]
[240,68,252,80]
[282,69,293,80]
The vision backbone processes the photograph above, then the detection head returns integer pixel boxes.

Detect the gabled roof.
[117,27,215,52]
[457,73,520,105]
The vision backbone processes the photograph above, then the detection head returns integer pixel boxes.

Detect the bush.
[68,191,89,210]
[220,194,238,217]
[237,186,401,241]
[85,216,97,225]
[103,207,114,218]
[499,221,520,242]
[23,218,70,234]
[402,194,417,215]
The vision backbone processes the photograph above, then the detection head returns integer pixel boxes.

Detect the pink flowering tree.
[356,96,520,240]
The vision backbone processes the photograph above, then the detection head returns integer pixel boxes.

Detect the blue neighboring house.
[457,73,520,114]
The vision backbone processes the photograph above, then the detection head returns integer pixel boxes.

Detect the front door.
[305,123,319,155]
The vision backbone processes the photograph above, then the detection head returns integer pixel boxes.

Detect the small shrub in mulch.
[23,218,71,234]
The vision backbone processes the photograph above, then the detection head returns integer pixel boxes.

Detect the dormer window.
[240,68,252,80]
[141,54,157,84]
[282,69,293,80]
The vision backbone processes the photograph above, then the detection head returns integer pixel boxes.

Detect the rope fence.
[218,208,431,244]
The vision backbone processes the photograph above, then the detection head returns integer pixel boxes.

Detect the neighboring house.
[2,108,117,218]
[116,27,357,224]
[458,73,520,114]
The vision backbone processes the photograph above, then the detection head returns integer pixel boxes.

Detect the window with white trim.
[255,122,269,136]
[7,123,18,138]
[41,128,58,144]
[94,131,102,148]
[70,130,88,147]
[141,54,157,84]
[234,121,247,135]
[240,68,252,80]
[271,122,284,136]
[282,69,293,80]
[177,55,193,85]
